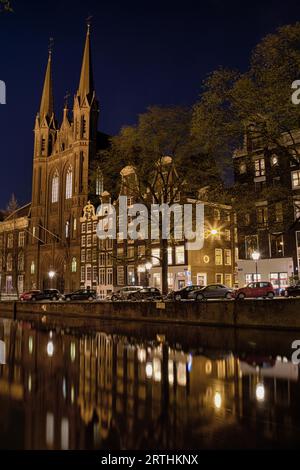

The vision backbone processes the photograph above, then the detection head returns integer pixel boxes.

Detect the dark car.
[31,289,61,302]
[63,289,97,302]
[128,287,163,301]
[189,284,234,301]
[285,284,300,298]
[20,290,42,301]
[169,285,202,302]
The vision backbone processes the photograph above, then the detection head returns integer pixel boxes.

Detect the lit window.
[239,162,247,174]
[254,158,265,177]
[175,246,185,265]
[215,249,223,266]
[168,247,173,265]
[107,268,113,286]
[31,261,35,275]
[65,167,73,200]
[225,229,231,241]
[117,266,125,286]
[18,232,25,247]
[7,254,13,271]
[270,234,284,257]
[257,206,268,225]
[224,249,232,266]
[65,221,70,239]
[81,266,85,283]
[18,253,24,271]
[225,274,232,287]
[52,170,59,203]
[245,235,258,259]
[292,170,300,189]
[7,233,13,248]
[71,258,77,273]
[151,248,160,266]
[216,273,223,284]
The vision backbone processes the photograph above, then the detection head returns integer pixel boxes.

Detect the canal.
[0,318,300,450]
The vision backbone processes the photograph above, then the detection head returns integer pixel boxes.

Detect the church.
[0,25,108,295]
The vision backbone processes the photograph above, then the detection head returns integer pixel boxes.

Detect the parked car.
[111,286,143,301]
[31,289,61,302]
[285,283,300,298]
[128,287,163,301]
[168,285,202,301]
[20,290,41,301]
[63,289,97,302]
[189,284,234,301]
[234,282,275,300]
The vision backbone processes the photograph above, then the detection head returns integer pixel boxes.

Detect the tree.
[193,23,300,165]
[0,1,13,13]
[96,106,222,294]
[192,22,300,232]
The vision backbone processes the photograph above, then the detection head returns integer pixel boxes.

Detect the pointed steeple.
[78,24,94,102]
[39,50,54,120]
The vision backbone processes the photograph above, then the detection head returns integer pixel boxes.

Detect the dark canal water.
[0,318,300,450]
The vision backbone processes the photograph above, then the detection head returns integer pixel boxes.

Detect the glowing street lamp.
[49,270,56,280]
[251,251,261,281]
[210,229,219,237]
[145,262,153,272]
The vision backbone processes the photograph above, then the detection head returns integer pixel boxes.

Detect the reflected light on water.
[47,341,54,358]
[256,383,265,402]
[214,392,222,410]
[145,362,153,379]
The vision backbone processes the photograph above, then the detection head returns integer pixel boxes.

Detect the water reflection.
[0,319,300,450]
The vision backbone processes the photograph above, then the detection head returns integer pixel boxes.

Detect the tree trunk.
[160,238,169,296]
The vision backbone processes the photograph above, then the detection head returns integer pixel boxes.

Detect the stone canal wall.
[0,298,300,330]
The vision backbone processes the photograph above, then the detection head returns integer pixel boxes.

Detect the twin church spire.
[38,25,96,123]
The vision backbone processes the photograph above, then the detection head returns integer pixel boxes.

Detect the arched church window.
[96,167,104,196]
[52,170,59,204]
[65,221,70,239]
[66,166,73,200]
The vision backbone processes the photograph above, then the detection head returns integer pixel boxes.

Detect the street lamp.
[145,262,153,287]
[251,251,261,282]
[211,229,219,236]
[49,270,56,280]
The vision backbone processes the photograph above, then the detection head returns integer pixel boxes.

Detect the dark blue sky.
[0,0,300,208]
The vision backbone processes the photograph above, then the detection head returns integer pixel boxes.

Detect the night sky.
[1,0,300,208]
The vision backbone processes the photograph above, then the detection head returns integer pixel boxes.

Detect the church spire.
[39,45,54,120]
[78,23,95,102]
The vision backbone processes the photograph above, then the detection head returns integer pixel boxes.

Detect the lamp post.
[251,251,261,282]
[145,262,153,287]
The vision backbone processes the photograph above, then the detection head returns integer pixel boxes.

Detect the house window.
[294,200,300,220]
[275,203,283,223]
[270,234,284,257]
[244,213,251,226]
[225,229,231,241]
[81,236,86,247]
[87,235,92,247]
[292,170,300,189]
[18,253,24,271]
[225,274,232,287]
[117,267,125,286]
[271,155,279,167]
[175,246,185,265]
[151,248,160,266]
[7,254,13,272]
[7,234,13,248]
[245,235,258,259]
[168,247,173,265]
[81,266,85,283]
[99,267,105,285]
[81,251,86,263]
[18,275,24,294]
[254,158,265,177]
[214,209,221,220]
[215,249,223,266]
[224,249,232,266]
[81,224,86,234]
[215,273,223,284]
[99,253,106,267]
[107,268,113,286]
[93,267,98,284]
[239,162,247,174]
[127,266,135,286]
[86,249,92,263]
[86,266,92,283]
[65,167,73,200]
[18,232,25,247]
[52,171,59,203]
[71,258,77,273]
[257,206,268,225]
